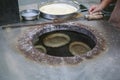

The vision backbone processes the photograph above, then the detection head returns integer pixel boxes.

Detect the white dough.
[39,3,77,15]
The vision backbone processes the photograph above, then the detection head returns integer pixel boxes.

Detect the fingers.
[89,5,96,12]
[89,4,102,14]
[89,5,98,14]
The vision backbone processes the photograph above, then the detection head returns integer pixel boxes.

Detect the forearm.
[89,0,116,14]
[100,0,114,9]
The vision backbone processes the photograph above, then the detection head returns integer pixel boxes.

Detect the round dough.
[35,45,47,53]
[39,3,78,15]
[43,33,70,47]
[69,41,91,56]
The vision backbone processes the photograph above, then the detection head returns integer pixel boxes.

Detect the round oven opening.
[33,25,96,57]
[18,24,105,65]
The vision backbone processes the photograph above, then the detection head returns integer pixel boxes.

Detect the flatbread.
[69,41,91,56]
[35,45,47,53]
[43,33,70,47]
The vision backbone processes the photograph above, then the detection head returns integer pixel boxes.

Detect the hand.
[89,4,103,14]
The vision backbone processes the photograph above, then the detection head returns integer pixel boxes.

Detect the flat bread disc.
[69,41,91,55]
[35,45,47,53]
[43,33,70,47]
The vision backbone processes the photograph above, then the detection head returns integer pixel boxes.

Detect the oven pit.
[18,23,105,65]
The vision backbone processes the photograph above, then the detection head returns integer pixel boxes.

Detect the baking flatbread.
[35,45,47,53]
[43,33,70,47]
[69,41,91,55]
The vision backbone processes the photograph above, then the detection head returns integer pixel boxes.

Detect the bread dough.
[39,3,78,15]
[69,41,91,56]
[35,45,47,53]
[43,33,70,47]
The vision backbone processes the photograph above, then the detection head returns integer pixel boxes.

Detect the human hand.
[89,4,103,14]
